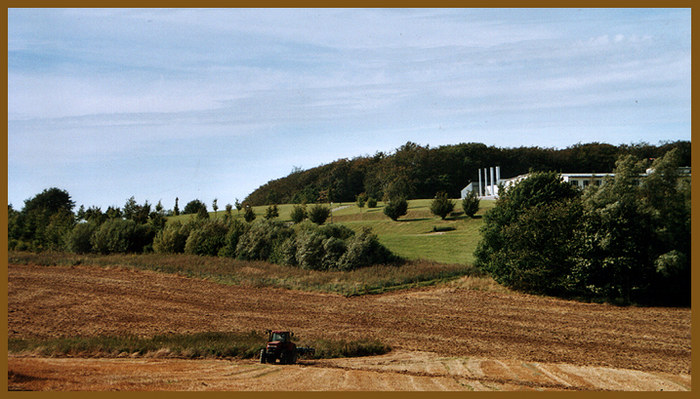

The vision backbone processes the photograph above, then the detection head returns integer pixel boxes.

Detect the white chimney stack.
[485,168,489,195]
[478,168,482,197]
[496,166,501,196]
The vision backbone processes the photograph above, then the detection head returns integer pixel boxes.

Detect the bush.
[290,204,307,223]
[367,197,377,208]
[236,220,292,261]
[308,204,331,225]
[265,204,279,220]
[322,237,347,270]
[9,239,29,252]
[243,206,256,222]
[337,228,396,270]
[277,236,299,266]
[219,219,250,258]
[383,197,408,221]
[91,219,138,254]
[196,207,210,220]
[65,222,99,254]
[184,220,229,256]
[153,221,190,254]
[461,191,480,218]
[133,223,156,253]
[356,193,367,208]
[318,224,355,240]
[43,210,76,251]
[430,191,455,220]
[295,230,327,270]
[278,223,393,271]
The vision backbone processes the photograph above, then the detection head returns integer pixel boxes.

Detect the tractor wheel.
[280,352,289,365]
[259,349,266,364]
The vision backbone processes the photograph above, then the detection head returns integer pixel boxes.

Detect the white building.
[460,166,691,199]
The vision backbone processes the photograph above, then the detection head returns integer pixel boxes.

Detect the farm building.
[461,166,691,199]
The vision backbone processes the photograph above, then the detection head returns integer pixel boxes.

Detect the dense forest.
[244,141,691,206]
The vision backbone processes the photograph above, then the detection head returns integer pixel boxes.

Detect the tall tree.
[9,187,76,250]
[122,197,139,220]
[23,187,75,215]
[475,171,581,296]
[183,199,207,215]
[574,151,691,305]
[150,200,167,231]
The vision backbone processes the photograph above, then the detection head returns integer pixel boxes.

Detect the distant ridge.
[244,141,690,206]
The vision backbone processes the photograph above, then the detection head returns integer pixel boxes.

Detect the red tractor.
[259,330,314,365]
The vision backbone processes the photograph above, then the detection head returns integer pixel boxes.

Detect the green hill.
[169,198,496,265]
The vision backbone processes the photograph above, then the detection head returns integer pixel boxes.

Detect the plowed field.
[7,263,692,391]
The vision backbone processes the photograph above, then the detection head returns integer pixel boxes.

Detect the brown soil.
[7,263,691,391]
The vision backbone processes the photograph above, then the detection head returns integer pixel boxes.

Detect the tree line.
[243,141,690,206]
[474,149,690,306]
[7,190,398,272]
[8,193,226,253]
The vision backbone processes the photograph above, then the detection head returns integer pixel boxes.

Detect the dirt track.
[7,263,692,391]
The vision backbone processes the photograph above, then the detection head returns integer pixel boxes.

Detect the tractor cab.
[269,331,292,343]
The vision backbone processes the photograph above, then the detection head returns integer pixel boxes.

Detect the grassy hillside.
[169,198,496,265]
[8,198,497,297]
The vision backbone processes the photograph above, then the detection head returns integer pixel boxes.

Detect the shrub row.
[66,219,155,254]
[152,219,400,271]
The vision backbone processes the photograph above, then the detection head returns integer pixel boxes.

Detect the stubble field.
[7,262,691,391]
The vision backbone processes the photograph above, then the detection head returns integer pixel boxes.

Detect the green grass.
[168,198,496,265]
[8,331,390,360]
[330,199,494,264]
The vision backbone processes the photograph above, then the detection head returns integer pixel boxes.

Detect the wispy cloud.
[7,8,691,209]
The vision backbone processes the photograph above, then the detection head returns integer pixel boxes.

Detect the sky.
[7,8,691,211]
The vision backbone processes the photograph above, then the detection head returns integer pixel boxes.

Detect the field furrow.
[8,263,691,391]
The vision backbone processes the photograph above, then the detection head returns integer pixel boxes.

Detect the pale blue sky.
[8,8,691,210]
